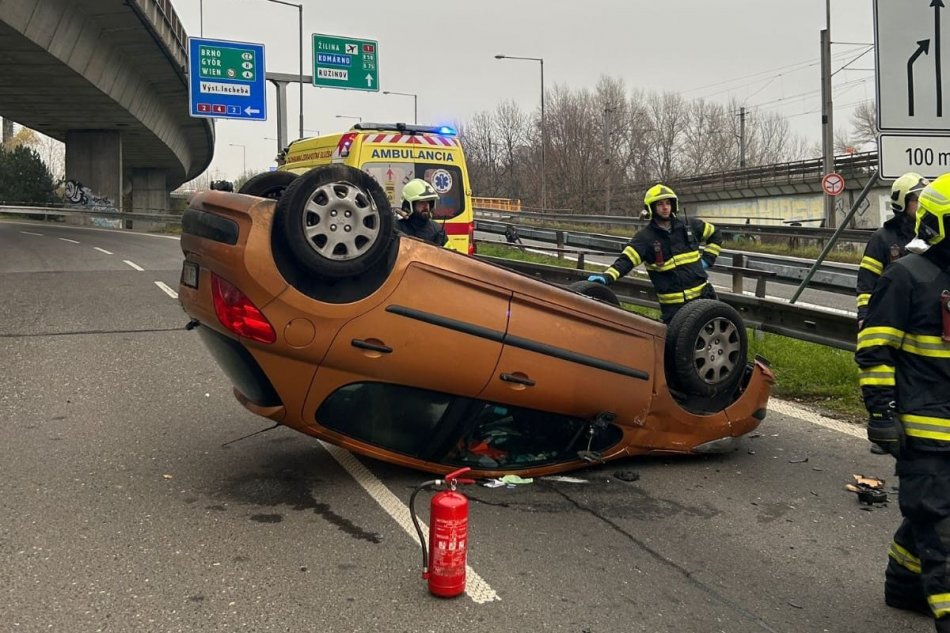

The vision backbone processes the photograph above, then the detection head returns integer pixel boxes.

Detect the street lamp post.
[495,54,544,212]
[263,0,304,140]
[383,91,418,124]
[229,143,246,175]
[335,115,362,125]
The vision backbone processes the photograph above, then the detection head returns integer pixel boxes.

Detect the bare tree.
[462,77,818,213]
[492,100,530,202]
[849,100,877,149]
[644,91,689,182]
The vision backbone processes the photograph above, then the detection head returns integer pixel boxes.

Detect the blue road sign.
[188,37,266,121]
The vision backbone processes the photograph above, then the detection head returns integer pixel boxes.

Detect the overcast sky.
[172,0,876,182]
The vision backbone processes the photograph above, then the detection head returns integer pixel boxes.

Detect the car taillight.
[211,273,276,344]
[468,223,476,256]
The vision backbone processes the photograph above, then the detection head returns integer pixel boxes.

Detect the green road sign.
[312,34,379,92]
[197,43,257,82]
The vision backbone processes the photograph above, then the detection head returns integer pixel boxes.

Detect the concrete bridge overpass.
[0,0,214,211]
[654,152,891,229]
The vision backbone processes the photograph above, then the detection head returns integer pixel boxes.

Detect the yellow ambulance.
[278,123,475,255]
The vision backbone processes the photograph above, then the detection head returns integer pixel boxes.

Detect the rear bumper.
[196,325,283,409]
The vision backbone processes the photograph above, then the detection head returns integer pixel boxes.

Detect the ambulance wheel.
[568,280,621,307]
[276,165,394,279]
[665,299,747,398]
[238,171,297,200]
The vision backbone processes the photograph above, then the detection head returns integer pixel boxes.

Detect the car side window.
[446,404,621,470]
[316,382,453,458]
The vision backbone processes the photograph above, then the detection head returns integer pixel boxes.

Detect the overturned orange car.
[178,165,773,477]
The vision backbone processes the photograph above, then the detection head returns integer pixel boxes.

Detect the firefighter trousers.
[887,451,950,631]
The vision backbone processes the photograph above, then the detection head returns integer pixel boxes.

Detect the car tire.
[568,280,621,307]
[665,299,747,398]
[275,165,394,280]
[238,171,297,200]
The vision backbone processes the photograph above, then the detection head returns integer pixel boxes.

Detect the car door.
[477,291,656,426]
[304,260,511,422]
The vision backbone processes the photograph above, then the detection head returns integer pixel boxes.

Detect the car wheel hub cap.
[692,317,741,385]
[301,181,380,261]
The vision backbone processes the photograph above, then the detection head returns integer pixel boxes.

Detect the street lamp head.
[494,54,506,59]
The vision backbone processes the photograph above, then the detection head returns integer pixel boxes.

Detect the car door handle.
[500,372,535,387]
[351,339,393,354]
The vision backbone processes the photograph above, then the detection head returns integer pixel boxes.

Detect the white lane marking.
[59,237,80,244]
[20,231,43,236]
[770,398,864,439]
[154,281,178,299]
[93,247,113,255]
[123,260,144,271]
[319,441,501,604]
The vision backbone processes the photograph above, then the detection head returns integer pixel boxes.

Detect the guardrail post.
[556,230,564,261]
[732,253,745,294]
[577,252,585,269]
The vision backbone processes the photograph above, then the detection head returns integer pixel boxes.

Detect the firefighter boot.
[885,558,929,615]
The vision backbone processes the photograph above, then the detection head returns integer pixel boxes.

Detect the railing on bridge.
[667,152,878,193]
[472,197,522,212]
[598,152,880,210]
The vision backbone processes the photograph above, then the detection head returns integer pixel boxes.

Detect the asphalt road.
[0,218,928,633]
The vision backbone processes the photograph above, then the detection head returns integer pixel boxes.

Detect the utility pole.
[604,106,614,214]
[738,106,747,168]
[820,4,836,228]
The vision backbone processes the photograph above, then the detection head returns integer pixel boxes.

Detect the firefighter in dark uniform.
[856,172,928,327]
[855,172,950,632]
[588,184,722,324]
[395,178,448,247]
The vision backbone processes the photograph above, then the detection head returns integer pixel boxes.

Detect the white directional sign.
[874,0,950,131]
[879,133,950,178]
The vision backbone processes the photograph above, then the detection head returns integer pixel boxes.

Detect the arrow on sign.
[907,39,931,116]
[365,73,374,87]
[934,0,945,116]
[244,106,261,116]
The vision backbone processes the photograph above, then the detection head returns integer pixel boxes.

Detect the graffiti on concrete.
[64,179,120,227]
[64,179,116,209]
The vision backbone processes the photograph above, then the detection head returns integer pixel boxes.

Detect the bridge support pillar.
[65,130,122,210]
[131,168,168,214]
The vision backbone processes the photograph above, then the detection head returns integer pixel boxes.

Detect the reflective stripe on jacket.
[855,251,950,450]
[856,214,915,322]
[605,216,721,301]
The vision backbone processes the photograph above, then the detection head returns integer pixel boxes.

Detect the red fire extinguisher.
[409,467,475,598]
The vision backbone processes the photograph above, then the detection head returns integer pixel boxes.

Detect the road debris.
[614,470,640,482]
[845,474,888,505]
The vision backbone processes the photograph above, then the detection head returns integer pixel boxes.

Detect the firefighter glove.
[867,411,901,458]
[588,274,608,285]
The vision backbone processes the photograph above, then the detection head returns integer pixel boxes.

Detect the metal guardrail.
[474,209,874,244]
[478,257,857,352]
[476,219,859,294]
[0,204,181,223]
[2,203,857,350]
